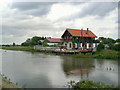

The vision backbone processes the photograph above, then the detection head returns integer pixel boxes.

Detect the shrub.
[42,43,49,47]
[68,80,111,88]
[97,43,104,51]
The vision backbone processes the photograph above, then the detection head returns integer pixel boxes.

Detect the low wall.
[34,45,60,51]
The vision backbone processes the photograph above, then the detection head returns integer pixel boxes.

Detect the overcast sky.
[1,0,119,44]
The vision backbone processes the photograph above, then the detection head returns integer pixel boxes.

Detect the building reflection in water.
[61,57,95,80]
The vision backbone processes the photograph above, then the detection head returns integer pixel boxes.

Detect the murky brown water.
[1,49,118,88]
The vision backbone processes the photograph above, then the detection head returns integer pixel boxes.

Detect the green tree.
[13,43,15,46]
[115,39,120,42]
[113,44,120,51]
[21,36,46,46]
[42,43,49,47]
[97,43,104,51]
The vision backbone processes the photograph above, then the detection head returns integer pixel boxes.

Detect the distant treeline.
[1,36,120,51]
[21,36,46,46]
[20,36,120,51]
[97,37,120,51]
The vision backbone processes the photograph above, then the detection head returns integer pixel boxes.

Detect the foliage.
[2,46,34,51]
[97,43,104,51]
[42,43,49,47]
[115,39,120,42]
[68,80,111,88]
[21,36,46,46]
[98,37,120,51]
[94,50,118,59]
[69,50,118,60]
[12,43,16,46]
[112,44,120,51]
[98,37,115,44]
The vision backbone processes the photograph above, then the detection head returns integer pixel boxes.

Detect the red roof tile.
[67,29,97,37]
[47,38,64,43]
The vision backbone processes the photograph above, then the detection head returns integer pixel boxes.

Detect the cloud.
[10,2,56,16]
[77,2,118,17]
[1,2,118,44]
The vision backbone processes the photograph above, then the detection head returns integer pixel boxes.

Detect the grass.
[0,75,20,89]
[93,50,119,60]
[1,46,119,60]
[1,46,34,51]
[68,80,113,88]
[67,50,119,60]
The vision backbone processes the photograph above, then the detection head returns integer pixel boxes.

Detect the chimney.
[87,28,89,31]
[86,28,89,34]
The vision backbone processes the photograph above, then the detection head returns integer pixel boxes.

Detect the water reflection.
[62,57,95,80]
[1,49,118,88]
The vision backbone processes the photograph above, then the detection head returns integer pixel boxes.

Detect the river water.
[0,49,118,88]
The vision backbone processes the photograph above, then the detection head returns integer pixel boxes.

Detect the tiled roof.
[47,38,64,43]
[67,29,97,37]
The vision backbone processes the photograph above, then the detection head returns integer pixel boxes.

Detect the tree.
[113,44,120,51]
[98,37,115,44]
[115,39,120,42]
[13,43,15,46]
[21,36,46,46]
[42,43,49,47]
[97,43,104,51]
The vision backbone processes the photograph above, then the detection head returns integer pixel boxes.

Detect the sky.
[1,0,119,44]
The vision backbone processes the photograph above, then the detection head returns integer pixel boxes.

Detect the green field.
[1,46,34,51]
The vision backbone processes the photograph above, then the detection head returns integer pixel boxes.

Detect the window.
[79,43,81,47]
[69,43,72,48]
[89,43,93,47]
[82,43,87,47]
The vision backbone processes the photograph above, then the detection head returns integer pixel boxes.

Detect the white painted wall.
[47,43,58,45]
[63,42,67,46]
[87,43,89,49]
[75,43,77,48]
[93,43,96,48]
[67,42,73,49]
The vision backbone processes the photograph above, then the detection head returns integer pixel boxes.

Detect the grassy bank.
[71,50,119,60]
[67,80,115,88]
[1,46,119,60]
[0,75,21,89]
[1,46,34,52]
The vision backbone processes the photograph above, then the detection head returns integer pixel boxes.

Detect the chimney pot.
[87,28,89,30]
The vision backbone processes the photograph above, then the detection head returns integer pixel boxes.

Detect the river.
[0,49,118,88]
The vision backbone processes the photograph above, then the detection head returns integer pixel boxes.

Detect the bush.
[68,80,111,88]
[113,44,120,51]
[97,43,104,51]
[42,43,49,47]
[95,50,118,59]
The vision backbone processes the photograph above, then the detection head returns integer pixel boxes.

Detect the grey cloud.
[79,2,118,17]
[118,2,120,23]
[52,2,118,22]
[2,2,118,44]
[64,2,118,21]
[21,7,50,16]
[11,2,56,16]
[2,25,29,37]
[11,2,49,11]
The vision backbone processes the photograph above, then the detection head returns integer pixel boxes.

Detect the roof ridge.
[67,28,90,31]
